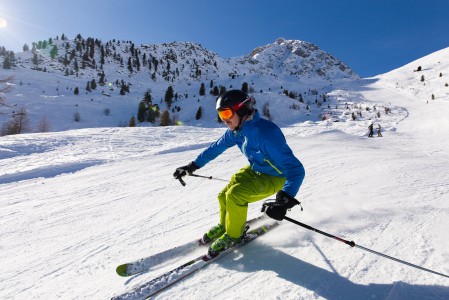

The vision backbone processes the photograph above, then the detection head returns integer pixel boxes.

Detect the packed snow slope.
[1,50,449,299]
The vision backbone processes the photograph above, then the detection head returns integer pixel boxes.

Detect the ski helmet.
[216,90,255,119]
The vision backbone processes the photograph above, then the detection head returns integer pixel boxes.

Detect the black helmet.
[216,90,255,118]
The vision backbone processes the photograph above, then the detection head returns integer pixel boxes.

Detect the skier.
[377,124,383,137]
[368,123,374,137]
[174,90,305,258]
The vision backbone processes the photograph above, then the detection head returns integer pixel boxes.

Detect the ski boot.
[206,233,240,259]
[199,223,225,245]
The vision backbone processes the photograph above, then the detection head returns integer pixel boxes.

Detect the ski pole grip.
[178,177,186,186]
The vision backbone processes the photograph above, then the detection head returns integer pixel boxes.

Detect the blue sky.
[1,0,448,77]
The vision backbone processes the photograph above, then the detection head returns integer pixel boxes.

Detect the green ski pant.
[217,165,286,239]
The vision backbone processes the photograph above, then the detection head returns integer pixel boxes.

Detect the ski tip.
[116,264,129,277]
[201,254,213,262]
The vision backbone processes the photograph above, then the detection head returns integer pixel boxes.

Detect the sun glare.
[0,17,8,28]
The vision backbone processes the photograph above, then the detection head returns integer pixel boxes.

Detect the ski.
[112,220,280,300]
[116,214,268,277]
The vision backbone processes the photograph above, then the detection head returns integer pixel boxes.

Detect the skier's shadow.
[220,243,449,300]
[123,240,200,285]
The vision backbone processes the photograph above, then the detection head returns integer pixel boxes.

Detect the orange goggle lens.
[217,108,234,120]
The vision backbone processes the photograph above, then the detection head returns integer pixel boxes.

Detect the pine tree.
[2,56,11,69]
[63,54,69,66]
[136,55,141,71]
[74,58,79,72]
[137,101,146,122]
[129,116,136,127]
[199,83,206,96]
[50,45,58,59]
[147,105,157,123]
[90,79,97,90]
[128,57,133,73]
[74,87,79,95]
[119,80,129,95]
[195,107,202,120]
[74,112,81,122]
[70,49,76,60]
[100,45,105,65]
[165,86,174,108]
[241,82,248,94]
[33,53,39,66]
[143,90,152,103]
[99,71,105,85]
[82,51,89,69]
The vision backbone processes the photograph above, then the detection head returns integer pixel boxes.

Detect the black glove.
[275,190,300,209]
[263,191,300,221]
[173,161,199,179]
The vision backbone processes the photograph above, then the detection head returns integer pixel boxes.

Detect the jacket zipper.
[263,159,282,174]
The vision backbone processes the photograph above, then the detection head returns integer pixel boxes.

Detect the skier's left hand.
[264,191,300,220]
[275,190,300,208]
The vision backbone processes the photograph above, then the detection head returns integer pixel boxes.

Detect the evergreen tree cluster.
[137,90,160,123]
[86,79,97,92]
[1,50,16,69]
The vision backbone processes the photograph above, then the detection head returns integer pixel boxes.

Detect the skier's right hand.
[173,161,199,179]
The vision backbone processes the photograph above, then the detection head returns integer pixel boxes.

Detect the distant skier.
[174,90,305,258]
[368,123,374,137]
[377,124,382,137]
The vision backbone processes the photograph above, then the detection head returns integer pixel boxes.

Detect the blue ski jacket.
[194,110,305,197]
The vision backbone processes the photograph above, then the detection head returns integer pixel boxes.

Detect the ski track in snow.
[1,79,449,299]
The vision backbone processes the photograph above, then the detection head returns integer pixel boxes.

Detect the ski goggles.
[217,98,250,120]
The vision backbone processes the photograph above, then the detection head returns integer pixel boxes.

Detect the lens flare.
[0,18,8,28]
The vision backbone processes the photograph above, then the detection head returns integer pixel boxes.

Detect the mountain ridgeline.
[7,35,358,83]
[1,35,364,134]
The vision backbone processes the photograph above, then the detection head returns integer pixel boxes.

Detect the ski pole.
[189,174,213,180]
[176,173,228,186]
[283,216,449,279]
[190,174,228,182]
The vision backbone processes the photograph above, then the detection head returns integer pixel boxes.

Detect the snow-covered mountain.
[1,36,359,134]
[242,38,356,80]
[9,36,358,82]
